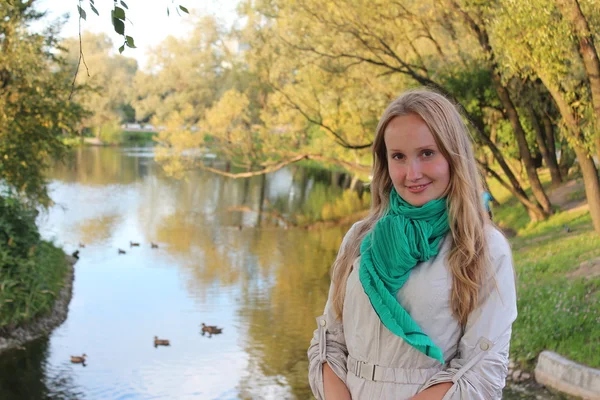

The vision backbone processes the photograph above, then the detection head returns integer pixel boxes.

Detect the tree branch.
[189,153,371,179]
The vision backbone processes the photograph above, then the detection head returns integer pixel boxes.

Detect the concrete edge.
[535,350,600,400]
[0,254,76,355]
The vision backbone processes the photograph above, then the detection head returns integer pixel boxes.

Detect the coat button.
[320,319,326,327]
[480,342,490,351]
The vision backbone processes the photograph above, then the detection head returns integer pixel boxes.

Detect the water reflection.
[0,338,84,400]
[0,146,563,399]
[1,146,356,398]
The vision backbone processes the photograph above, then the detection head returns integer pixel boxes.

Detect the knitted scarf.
[359,189,449,363]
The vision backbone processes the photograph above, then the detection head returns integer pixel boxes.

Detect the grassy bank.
[489,171,600,370]
[0,196,70,330]
[0,241,68,329]
[60,130,157,147]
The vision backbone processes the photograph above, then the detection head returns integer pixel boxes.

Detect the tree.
[0,1,86,206]
[239,0,554,221]
[132,15,224,124]
[62,32,138,141]
[493,0,600,233]
[555,0,600,161]
[446,0,553,218]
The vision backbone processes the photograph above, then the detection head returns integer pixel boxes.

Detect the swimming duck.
[154,336,170,347]
[70,354,87,364]
[201,323,223,336]
[79,242,85,248]
[130,241,140,247]
[151,242,159,249]
[118,249,126,255]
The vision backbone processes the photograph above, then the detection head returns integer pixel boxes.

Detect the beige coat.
[308,223,517,399]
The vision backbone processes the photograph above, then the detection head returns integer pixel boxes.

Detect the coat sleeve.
[307,223,359,400]
[419,229,518,399]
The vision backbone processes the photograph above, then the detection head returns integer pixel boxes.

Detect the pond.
[0,146,566,399]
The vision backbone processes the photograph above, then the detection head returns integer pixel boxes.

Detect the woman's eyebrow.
[388,144,437,152]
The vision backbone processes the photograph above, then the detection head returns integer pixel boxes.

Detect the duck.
[118,249,126,255]
[78,242,85,248]
[151,242,159,249]
[154,336,170,347]
[201,323,223,336]
[72,250,80,259]
[130,241,140,247]
[70,354,87,364]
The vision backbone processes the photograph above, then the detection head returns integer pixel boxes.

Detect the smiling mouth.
[407,183,431,190]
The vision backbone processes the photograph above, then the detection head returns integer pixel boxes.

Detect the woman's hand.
[410,382,453,399]
[323,362,351,400]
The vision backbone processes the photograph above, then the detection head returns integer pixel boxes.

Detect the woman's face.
[384,114,451,206]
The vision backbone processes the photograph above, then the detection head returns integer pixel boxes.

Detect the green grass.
[480,168,600,369]
[121,130,157,142]
[60,136,85,147]
[499,198,600,369]
[0,241,69,329]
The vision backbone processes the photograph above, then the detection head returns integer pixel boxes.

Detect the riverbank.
[62,130,157,147]
[0,253,76,355]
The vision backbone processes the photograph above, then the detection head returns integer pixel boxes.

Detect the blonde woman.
[307,89,517,399]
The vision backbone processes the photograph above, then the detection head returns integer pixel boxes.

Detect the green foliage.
[0,195,40,259]
[0,240,68,329]
[321,190,370,221]
[62,32,138,140]
[294,185,369,225]
[121,130,157,142]
[0,2,87,206]
[76,1,188,52]
[0,195,68,329]
[296,182,343,224]
[98,121,123,144]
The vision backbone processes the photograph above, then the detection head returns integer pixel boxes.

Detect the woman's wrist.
[323,362,351,400]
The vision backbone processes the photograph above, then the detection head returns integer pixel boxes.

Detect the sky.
[34,0,241,70]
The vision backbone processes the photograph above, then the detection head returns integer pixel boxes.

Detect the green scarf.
[359,189,449,363]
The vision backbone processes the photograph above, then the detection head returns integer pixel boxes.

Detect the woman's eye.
[392,153,404,160]
[422,150,434,158]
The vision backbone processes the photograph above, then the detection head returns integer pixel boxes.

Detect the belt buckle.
[357,361,375,381]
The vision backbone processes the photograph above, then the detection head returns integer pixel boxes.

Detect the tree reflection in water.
[0,338,84,400]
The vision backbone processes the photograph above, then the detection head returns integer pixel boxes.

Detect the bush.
[99,121,123,145]
[0,195,68,329]
[0,195,40,259]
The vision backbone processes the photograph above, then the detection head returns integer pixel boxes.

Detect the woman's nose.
[406,160,423,180]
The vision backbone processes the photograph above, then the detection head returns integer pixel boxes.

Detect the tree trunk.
[473,118,548,219]
[528,105,562,186]
[556,0,600,161]
[452,2,553,217]
[479,161,548,222]
[487,123,497,166]
[573,144,600,233]
[543,75,600,233]
[556,0,600,110]
[541,113,562,183]
[558,138,576,178]
[257,173,267,227]
[490,73,553,215]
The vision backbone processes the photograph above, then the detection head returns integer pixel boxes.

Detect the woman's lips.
[406,183,431,193]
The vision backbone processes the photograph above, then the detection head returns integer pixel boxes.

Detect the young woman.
[307,89,517,399]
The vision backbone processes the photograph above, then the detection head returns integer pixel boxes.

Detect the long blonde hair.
[331,89,490,326]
